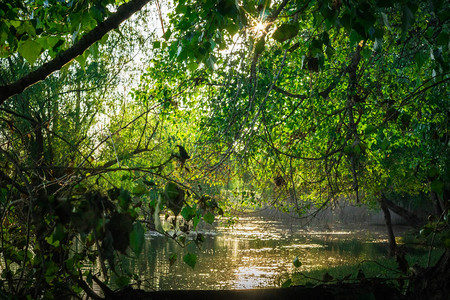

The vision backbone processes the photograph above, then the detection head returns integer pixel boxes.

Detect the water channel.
[113,211,412,291]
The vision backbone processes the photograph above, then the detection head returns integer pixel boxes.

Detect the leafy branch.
[0,0,152,104]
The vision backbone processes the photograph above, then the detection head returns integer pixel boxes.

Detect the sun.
[251,20,268,36]
[254,21,266,33]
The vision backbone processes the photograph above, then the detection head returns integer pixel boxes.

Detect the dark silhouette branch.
[273,85,307,99]
[383,197,424,228]
[77,279,102,300]
[0,0,152,104]
[0,169,28,195]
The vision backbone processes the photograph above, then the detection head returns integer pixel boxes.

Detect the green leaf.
[373,37,383,52]
[226,22,239,35]
[0,188,6,204]
[181,205,196,221]
[420,227,432,237]
[217,0,239,18]
[427,166,439,178]
[344,145,354,155]
[364,125,377,135]
[205,55,216,70]
[175,3,187,14]
[193,215,200,229]
[380,139,389,150]
[118,188,131,211]
[18,39,42,65]
[45,224,65,247]
[47,36,60,48]
[349,30,363,46]
[196,233,205,243]
[187,61,198,71]
[272,24,299,43]
[203,212,215,224]
[254,38,265,55]
[165,182,180,201]
[401,5,415,35]
[164,29,172,41]
[281,278,292,288]
[169,253,177,266]
[75,51,88,69]
[153,41,161,48]
[53,223,65,242]
[415,50,428,69]
[183,252,197,269]
[129,221,145,256]
[293,256,302,268]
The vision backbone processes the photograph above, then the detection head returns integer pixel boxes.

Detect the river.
[111,212,406,291]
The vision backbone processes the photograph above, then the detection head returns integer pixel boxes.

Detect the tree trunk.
[379,195,397,256]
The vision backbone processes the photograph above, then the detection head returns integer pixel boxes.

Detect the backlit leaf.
[272,24,299,43]
[183,252,197,269]
[169,253,177,266]
[18,39,42,65]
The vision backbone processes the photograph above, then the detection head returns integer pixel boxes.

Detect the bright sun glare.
[254,21,266,33]
[251,21,267,36]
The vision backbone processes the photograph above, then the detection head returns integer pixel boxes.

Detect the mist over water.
[112,207,412,291]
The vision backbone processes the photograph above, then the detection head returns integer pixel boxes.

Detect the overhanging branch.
[0,0,152,104]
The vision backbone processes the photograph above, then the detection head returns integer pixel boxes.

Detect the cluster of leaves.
[0,0,116,65]
[0,0,449,298]
[157,0,449,216]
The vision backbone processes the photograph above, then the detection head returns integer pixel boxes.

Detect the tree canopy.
[0,0,449,298]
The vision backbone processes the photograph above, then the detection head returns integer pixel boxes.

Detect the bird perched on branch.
[174,145,190,170]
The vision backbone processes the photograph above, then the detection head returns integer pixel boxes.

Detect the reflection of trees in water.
[106,215,399,290]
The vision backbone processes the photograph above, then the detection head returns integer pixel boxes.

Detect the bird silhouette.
[176,145,190,160]
[175,145,190,170]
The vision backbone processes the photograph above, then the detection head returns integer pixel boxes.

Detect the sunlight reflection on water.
[114,215,397,291]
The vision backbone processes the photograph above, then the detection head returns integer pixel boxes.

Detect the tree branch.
[0,0,152,104]
[0,169,28,195]
[273,85,307,99]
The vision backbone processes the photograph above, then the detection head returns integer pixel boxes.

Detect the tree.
[0,0,152,103]
[153,0,449,241]
[1,0,449,298]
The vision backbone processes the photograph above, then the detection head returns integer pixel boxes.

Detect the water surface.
[116,215,397,290]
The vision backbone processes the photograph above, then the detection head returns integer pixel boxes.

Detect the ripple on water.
[116,216,395,291]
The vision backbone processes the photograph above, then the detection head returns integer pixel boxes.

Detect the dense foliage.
[0,0,449,298]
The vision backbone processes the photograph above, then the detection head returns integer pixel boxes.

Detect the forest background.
[0,0,449,298]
